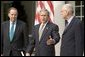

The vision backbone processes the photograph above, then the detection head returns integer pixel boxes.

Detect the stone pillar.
[53,1,65,56]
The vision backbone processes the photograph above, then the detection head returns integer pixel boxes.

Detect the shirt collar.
[10,20,17,24]
[41,21,48,26]
[67,16,74,24]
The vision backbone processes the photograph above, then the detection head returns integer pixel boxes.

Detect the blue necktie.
[10,22,14,42]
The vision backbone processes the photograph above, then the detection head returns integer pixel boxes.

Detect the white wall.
[53,1,65,56]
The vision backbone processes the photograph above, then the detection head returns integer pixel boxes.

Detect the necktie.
[39,24,44,41]
[65,20,68,27]
[10,22,14,42]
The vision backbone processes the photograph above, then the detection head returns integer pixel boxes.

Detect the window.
[75,1,84,20]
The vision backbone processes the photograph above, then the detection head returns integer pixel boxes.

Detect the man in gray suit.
[26,9,60,56]
[60,4,84,56]
[1,7,28,56]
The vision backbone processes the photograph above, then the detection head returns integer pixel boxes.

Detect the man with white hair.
[60,4,84,56]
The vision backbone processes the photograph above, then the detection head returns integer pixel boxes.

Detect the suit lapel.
[6,21,10,42]
[63,17,75,35]
[36,24,40,42]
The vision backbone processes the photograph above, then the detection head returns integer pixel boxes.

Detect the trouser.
[10,50,22,56]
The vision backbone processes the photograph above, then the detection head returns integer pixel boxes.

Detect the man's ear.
[8,13,9,17]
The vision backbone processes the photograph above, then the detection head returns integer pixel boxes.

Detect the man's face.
[8,9,18,22]
[61,7,68,20]
[40,11,49,23]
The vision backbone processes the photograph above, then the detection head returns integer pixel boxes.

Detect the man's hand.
[46,36,55,45]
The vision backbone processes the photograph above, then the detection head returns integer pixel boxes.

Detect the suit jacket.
[27,21,60,56]
[60,17,84,56]
[1,20,28,56]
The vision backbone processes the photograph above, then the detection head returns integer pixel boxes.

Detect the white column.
[53,1,65,56]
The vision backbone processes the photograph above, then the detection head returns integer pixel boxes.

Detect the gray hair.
[63,4,74,14]
[39,8,49,16]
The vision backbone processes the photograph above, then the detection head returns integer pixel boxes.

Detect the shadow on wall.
[11,1,27,24]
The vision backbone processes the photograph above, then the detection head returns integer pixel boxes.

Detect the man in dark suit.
[1,7,28,56]
[60,4,84,56]
[25,9,60,56]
